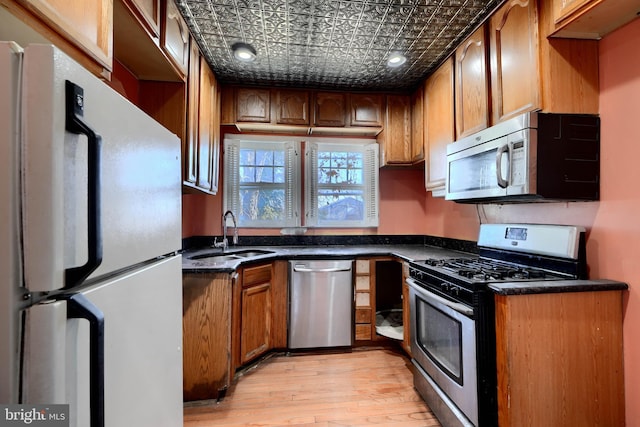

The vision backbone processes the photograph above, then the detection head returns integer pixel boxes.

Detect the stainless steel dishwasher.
[288,260,354,349]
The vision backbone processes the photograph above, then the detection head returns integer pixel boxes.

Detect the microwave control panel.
[509,137,526,187]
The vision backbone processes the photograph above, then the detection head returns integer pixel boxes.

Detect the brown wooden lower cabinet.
[232,261,288,371]
[182,272,234,401]
[495,291,625,426]
[239,264,272,365]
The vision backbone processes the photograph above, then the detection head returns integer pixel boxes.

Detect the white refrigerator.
[0,42,183,426]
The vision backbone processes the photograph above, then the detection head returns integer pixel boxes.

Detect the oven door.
[407,278,478,426]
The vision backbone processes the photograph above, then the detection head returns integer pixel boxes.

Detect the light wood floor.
[183,346,441,427]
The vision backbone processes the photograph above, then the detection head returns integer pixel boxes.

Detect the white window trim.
[305,139,379,228]
[223,135,301,228]
[224,135,379,229]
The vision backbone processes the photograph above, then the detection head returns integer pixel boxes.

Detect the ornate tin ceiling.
[175,0,503,92]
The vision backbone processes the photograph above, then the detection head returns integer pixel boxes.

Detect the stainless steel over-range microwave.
[445,111,600,203]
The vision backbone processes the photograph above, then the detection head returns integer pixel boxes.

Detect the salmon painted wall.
[182,167,429,237]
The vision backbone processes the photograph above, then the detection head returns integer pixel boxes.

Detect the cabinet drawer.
[355,324,372,340]
[355,275,370,291]
[355,259,370,274]
[355,308,371,324]
[355,292,370,307]
[242,263,272,287]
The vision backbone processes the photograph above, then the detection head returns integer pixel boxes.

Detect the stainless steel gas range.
[406,224,587,427]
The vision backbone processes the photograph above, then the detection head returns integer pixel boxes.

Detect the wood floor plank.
[184,347,441,427]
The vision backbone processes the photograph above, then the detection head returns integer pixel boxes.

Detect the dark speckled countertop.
[181,244,470,273]
[489,279,628,295]
[181,238,628,295]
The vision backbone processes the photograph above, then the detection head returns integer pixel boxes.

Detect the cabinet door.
[275,89,310,125]
[411,84,425,162]
[182,273,232,401]
[270,260,288,349]
[241,282,272,364]
[184,37,199,187]
[162,0,189,77]
[424,57,454,195]
[380,95,412,165]
[196,61,220,194]
[350,93,383,127]
[490,0,540,124]
[495,292,624,426]
[314,92,347,126]
[16,0,112,73]
[455,24,489,139]
[553,0,593,23]
[125,0,160,38]
[236,88,271,122]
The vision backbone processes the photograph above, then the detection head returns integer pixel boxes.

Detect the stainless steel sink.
[189,253,241,262]
[227,249,275,257]
[188,249,274,263]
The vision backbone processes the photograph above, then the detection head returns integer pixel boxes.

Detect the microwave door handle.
[496,144,510,188]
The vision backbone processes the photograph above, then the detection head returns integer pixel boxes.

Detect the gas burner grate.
[421,257,557,282]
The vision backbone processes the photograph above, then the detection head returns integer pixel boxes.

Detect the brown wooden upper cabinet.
[1,0,113,78]
[378,95,412,166]
[549,0,640,39]
[126,0,160,39]
[113,0,188,81]
[162,0,189,77]
[183,36,200,189]
[410,84,425,163]
[195,60,220,194]
[489,0,599,124]
[489,0,541,124]
[313,92,347,127]
[455,24,489,139]
[183,40,220,195]
[350,94,384,127]
[275,89,310,125]
[236,87,271,123]
[226,88,383,135]
[424,57,454,196]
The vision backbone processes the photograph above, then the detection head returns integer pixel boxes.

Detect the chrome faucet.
[214,210,238,251]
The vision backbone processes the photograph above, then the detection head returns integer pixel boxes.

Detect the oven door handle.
[406,278,474,317]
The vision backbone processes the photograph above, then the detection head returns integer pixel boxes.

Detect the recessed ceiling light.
[232,42,257,62]
[387,51,406,68]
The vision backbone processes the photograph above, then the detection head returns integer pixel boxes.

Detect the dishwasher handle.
[292,266,352,273]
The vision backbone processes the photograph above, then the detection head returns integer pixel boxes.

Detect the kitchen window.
[223,136,378,228]
[224,136,301,228]
[305,141,379,228]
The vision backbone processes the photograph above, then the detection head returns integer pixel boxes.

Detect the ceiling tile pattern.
[175,0,503,91]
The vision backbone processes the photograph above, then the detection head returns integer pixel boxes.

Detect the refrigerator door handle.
[64,293,105,427]
[64,80,103,288]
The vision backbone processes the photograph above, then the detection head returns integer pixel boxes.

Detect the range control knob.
[440,283,450,292]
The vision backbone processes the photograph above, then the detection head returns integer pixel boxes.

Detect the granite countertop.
[489,279,628,295]
[182,243,628,295]
[181,244,470,273]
